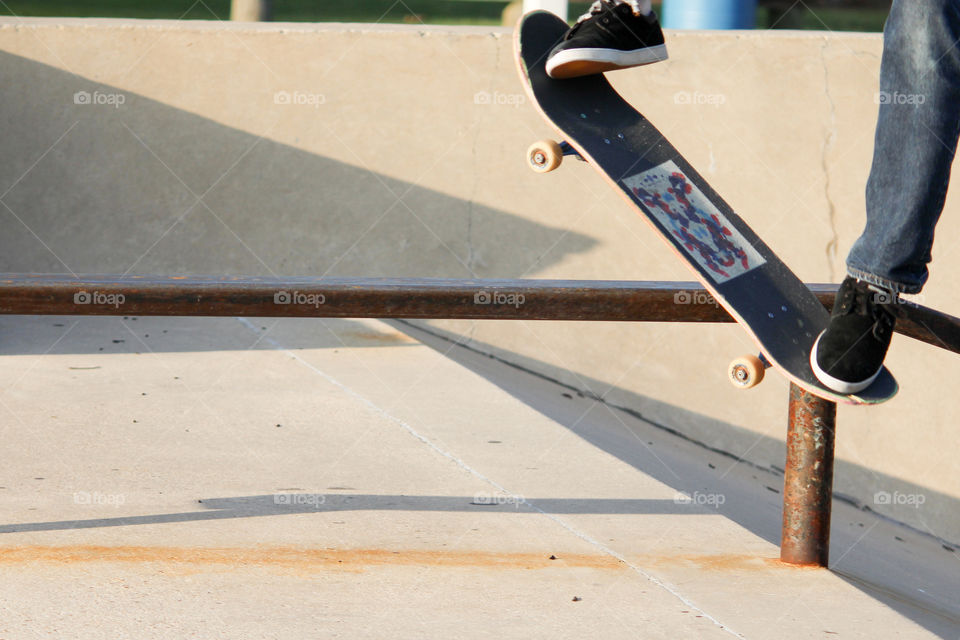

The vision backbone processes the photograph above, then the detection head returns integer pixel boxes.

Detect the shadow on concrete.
[1,491,957,632]
[0,51,596,279]
[392,319,960,635]
[0,494,737,535]
[0,316,417,354]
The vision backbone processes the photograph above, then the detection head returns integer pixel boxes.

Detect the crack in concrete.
[820,38,840,280]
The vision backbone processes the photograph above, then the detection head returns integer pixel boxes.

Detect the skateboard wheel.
[729,354,765,389]
[527,140,563,173]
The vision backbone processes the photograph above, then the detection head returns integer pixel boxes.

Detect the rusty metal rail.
[2,273,958,568]
[0,274,735,321]
[1,274,958,353]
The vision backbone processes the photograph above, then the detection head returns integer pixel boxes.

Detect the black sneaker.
[810,276,898,394]
[546,1,668,79]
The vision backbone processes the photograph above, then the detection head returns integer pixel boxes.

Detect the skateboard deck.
[515,11,897,405]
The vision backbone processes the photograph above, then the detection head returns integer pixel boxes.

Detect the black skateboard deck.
[515,11,897,405]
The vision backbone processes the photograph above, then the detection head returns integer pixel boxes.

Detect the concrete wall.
[1,18,958,544]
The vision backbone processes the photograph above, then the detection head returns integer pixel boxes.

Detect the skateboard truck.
[527,139,584,173]
[729,352,772,389]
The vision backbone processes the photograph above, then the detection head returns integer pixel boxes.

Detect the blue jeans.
[846,0,960,294]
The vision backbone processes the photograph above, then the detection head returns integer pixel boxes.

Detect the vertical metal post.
[780,382,837,566]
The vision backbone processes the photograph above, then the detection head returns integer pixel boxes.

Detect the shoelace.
[574,0,619,24]
[872,305,896,340]
[569,0,648,38]
[838,282,899,340]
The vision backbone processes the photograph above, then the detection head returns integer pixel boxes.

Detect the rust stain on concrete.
[338,330,416,345]
[636,554,807,572]
[0,547,806,575]
[0,546,624,572]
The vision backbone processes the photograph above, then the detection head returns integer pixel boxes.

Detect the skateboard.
[515,11,897,405]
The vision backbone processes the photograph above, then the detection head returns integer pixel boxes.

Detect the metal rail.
[2,273,958,567]
[0,275,735,322]
[1,274,958,353]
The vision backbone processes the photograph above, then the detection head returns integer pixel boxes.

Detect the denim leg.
[846,0,960,294]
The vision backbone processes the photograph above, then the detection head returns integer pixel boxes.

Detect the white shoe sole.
[546,45,668,79]
[809,332,880,395]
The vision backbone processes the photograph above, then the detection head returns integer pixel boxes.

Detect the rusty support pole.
[781,382,837,566]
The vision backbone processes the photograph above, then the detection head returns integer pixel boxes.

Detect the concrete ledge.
[0,16,887,38]
[0,16,508,34]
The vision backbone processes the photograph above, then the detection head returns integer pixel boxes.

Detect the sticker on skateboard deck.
[622,160,766,284]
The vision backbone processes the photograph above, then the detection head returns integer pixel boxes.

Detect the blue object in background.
[661,0,757,29]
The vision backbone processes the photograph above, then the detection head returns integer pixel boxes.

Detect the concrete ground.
[0,314,957,639]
